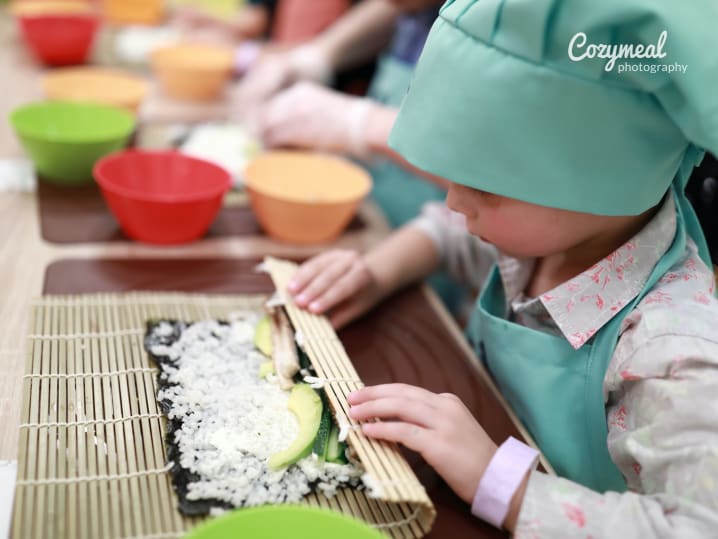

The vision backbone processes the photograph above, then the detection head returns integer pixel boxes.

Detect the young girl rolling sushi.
[287,0,718,535]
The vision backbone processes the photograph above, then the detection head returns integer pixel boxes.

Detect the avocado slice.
[254,315,273,357]
[268,384,323,470]
[258,360,275,379]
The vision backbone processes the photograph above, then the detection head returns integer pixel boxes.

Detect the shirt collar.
[497,192,677,350]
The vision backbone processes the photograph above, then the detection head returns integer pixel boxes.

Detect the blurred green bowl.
[10,101,135,185]
[185,506,385,539]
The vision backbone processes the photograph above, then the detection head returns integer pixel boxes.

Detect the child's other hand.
[348,384,498,504]
[288,250,385,329]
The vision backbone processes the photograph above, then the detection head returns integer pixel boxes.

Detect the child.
[287,0,718,536]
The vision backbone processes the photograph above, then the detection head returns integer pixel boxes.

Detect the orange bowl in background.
[102,0,165,25]
[42,67,148,114]
[12,1,99,66]
[150,43,234,101]
[244,151,372,245]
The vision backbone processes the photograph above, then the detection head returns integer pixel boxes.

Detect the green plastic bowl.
[10,101,135,185]
[185,506,385,539]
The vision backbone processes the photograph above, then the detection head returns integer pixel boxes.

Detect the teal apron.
[467,148,711,491]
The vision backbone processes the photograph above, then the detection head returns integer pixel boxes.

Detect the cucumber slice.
[312,401,333,460]
[325,425,348,464]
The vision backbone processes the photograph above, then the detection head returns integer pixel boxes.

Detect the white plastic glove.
[233,44,334,113]
[253,81,375,157]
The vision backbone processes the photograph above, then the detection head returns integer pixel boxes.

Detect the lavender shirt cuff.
[471,436,539,528]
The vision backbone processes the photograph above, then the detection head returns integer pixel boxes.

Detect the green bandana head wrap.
[388,0,718,218]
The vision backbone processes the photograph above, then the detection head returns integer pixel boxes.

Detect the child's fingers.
[307,264,368,314]
[348,383,439,406]
[288,251,342,297]
[360,421,430,454]
[348,397,435,428]
[296,254,357,311]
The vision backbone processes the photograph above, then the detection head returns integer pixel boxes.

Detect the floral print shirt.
[411,193,718,538]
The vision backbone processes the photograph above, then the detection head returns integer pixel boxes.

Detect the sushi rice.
[148,316,363,512]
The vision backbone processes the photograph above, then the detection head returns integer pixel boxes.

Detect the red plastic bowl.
[18,12,100,66]
[94,150,231,245]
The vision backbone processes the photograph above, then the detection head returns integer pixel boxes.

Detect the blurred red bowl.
[94,150,231,245]
[14,1,100,66]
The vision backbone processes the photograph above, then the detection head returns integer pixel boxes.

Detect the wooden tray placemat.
[42,258,274,295]
[20,257,523,538]
[36,182,365,244]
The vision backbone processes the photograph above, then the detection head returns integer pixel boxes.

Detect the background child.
[288,0,718,536]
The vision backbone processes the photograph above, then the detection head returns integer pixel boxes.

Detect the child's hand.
[348,384,498,504]
[288,250,385,329]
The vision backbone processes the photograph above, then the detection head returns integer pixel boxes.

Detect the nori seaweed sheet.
[145,320,234,516]
[144,319,358,516]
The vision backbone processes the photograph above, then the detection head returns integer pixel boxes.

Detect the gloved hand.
[252,81,375,157]
[233,44,334,113]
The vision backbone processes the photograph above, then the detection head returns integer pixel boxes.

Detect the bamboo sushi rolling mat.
[13,290,434,539]
[264,257,435,531]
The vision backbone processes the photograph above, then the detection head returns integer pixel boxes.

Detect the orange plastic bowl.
[244,151,372,245]
[13,1,99,66]
[94,150,231,244]
[151,43,234,101]
[102,0,165,25]
[42,67,148,114]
